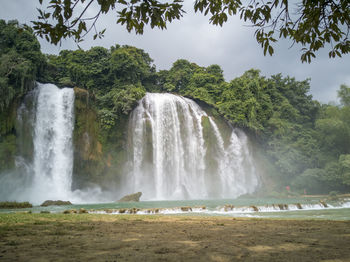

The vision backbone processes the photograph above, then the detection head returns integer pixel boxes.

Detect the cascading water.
[0,83,76,204]
[126,93,259,200]
[0,87,259,204]
[30,83,75,203]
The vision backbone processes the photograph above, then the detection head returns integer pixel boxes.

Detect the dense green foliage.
[1,20,350,194]
[33,0,350,62]
[0,20,45,172]
[43,45,150,133]
[0,20,45,113]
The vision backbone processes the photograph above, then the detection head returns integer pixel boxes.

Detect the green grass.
[0,212,163,228]
[0,213,147,237]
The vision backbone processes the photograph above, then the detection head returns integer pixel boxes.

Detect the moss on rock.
[118,192,142,202]
[41,200,72,207]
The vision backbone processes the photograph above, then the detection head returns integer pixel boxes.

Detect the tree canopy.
[0,20,45,114]
[33,0,350,62]
[0,20,45,172]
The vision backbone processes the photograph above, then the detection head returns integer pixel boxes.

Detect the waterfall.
[31,83,75,203]
[126,93,259,200]
[0,83,76,204]
[0,87,259,203]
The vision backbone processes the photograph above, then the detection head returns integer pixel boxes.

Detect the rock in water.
[180,206,192,212]
[41,200,72,206]
[118,192,142,202]
[78,208,88,214]
[320,200,328,208]
[250,205,259,212]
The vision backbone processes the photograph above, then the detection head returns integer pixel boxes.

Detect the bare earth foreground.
[1,214,350,262]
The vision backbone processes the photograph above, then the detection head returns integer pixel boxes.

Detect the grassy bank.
[1,213,350,261]
[0,202,32,209]
[0,212,161,226]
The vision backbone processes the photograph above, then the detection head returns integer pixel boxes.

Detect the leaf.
[268,45,274,56]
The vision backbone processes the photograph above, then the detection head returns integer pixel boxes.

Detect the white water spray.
[0,83,78,204]
[126,93,259,200]
[30,83,75,203]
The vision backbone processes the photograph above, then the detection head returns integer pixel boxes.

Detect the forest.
[1,19,350,195]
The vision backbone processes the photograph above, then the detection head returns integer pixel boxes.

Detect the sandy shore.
[0,213,350,261]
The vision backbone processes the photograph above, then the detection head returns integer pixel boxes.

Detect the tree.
[33,0,350,62]
[217,69,273,130]
[0,20,46,173]
[315,105,350,156]
[339,154,350,186]
[165,59,198,92]
[0,20,45,112]
[109,45,154,84]
[338,84,350,106]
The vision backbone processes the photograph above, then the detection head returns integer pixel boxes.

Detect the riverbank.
[1,213,350,261]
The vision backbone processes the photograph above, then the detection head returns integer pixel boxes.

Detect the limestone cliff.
[72,87,128,191]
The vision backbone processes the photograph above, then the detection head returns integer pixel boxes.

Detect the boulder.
[128,208,140,214]
[320,200,328,208]
[63,209,77,214]
[41,200,72,207]
[223,204,234,212]
[118,192,142,202]
[277,204,289,210]
[250,205,259,212]
[78,208,88,214]
[295,203,303,209]
[180,206,192,212]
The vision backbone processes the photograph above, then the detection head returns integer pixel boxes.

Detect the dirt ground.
[1,214,350,261]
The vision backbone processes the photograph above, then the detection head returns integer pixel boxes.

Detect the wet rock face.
[320,200,328,207]
[250,205,259,212]
[274,204,289,210]
[79,208,88,214]
[63,209,77,214]
[180,206,192,212]
[41,200,72,206]
[224,204,234,212]
[118,192,142,202]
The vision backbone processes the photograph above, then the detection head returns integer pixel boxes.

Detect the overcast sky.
[1,0,349,103]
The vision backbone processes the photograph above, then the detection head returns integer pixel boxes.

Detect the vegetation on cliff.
[0,20,45,173]
[41,45,151,188]
[1,19,350,194]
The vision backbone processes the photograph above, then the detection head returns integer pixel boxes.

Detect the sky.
[1,0,349,103]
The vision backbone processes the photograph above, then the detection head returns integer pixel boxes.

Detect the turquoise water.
[1,197,350,220]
